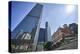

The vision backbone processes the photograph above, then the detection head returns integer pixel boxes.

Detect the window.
[24,33,31,40]
[21,34,26,39]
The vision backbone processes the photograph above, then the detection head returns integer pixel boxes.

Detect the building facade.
[10,3,43,52]
[37,28,46,51]
[36,22,52,51]
[52,24,72,45]
[45,22,52,42]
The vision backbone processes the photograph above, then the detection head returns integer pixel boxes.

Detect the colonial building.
[52,24,72,45]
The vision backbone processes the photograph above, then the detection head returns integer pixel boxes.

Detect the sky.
[11,1,78,35]
[11,1,36,31]
[41,3,78,35]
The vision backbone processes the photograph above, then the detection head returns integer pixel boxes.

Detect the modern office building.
[10,3,43,52]
[37,28,46,51]
[36,22,52,51]
[45,22,52,41]
[38,28,46,42]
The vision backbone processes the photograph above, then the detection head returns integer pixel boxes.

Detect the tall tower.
[11,4,43,39]
[10,3,43,52]
[45,22,51,42]
[37,28,46,51]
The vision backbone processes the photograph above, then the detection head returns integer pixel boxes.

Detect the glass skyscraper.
[37,28,46,51]
[36,22,51,51]
[45,22,52,41]
[9,2,43,52]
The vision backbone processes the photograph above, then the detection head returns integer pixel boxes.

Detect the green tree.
[44,42,53,51]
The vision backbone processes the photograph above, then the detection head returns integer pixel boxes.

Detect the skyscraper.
[38,28,46,42]
[45,22,52,41]
[10,2,43,52]
[36,22,52,51]
[37,28,46,51]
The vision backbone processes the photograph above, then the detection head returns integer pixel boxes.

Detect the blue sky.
[11,1,78,35]
[11,1,36,31]
[41,3,78,35]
